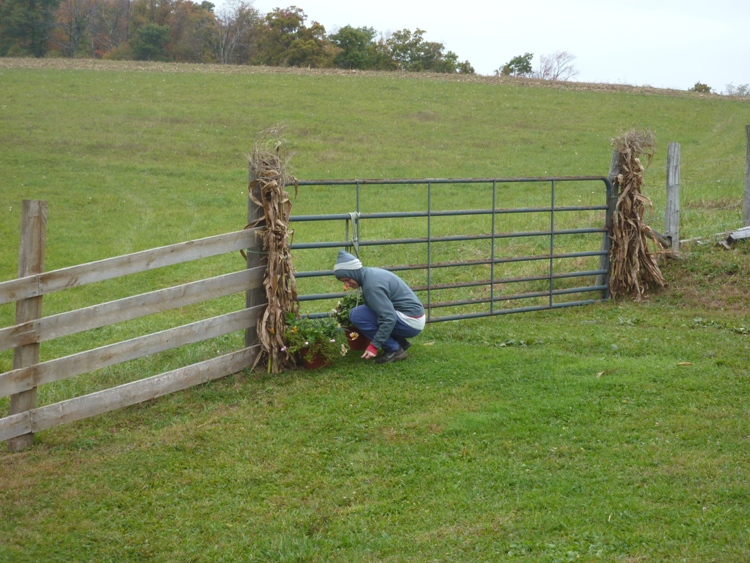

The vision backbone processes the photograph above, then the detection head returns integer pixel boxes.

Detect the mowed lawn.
[1,60,750,561]
[2,288,750,562]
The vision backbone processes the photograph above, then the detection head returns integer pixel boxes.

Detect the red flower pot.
[345,327,371,351]
[299,348,332,369]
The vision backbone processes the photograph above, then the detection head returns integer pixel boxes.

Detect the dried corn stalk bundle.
[248,134,299,373]
[609,130,665,299]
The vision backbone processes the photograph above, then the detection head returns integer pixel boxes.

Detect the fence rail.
[1,202,264,449]
[0,229,258,305]
[0,347,257,443]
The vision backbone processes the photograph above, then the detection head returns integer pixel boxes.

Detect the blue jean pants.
[349,305,423,352]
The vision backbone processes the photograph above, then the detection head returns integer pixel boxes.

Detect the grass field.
[1,59,750,562]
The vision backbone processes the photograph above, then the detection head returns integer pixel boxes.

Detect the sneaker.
[398,339,412,351]
[374,347,408,364]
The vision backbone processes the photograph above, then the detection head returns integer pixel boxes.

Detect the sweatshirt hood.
[333,250,364,284]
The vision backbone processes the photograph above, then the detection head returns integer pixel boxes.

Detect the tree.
[689,82,712,94]
[364,34,390,70]
[329,25,375,69]
[130,21,169,59]
[0,0,61,57]
[90,0,133,57]
[215,0,258,64]
[52,0,98,57]
[252,6,336,68]
[535,51,578,81]
[168,0,218,62]
[386,28,424,70]
[431,49,472,74]
[130,0,174,30]
[286,20,335,67]
[724,83,750,97]
[382,28,473,73]
[498,52,533,77]
[455,59,474,74]
[252,5,303,65]
[432,49,458,73]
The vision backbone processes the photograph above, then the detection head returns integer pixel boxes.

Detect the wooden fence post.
[744,125,750,227]
[8,200,47,452]
[596,150,619,294]
[245,167,265,349]
[665,142,681,252]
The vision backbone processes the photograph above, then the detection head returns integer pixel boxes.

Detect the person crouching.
[333,250,425,364]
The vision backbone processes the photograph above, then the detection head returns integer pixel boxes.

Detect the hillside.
[1,57,750,562]
[0,57,730,98]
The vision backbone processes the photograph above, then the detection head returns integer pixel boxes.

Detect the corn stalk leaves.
[248,133,299,373]
[609,130,666,299]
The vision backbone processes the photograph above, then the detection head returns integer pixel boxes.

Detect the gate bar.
[289,175,614,321]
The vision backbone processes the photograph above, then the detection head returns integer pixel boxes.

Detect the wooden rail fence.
[1,200,266,451]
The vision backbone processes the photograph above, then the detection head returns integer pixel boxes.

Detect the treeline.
[0,0,475,73]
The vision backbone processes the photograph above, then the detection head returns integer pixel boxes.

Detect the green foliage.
[433,49,474,74]
[131,22,170,61]
[0,0,60,57]
[690,81,712,93]
[254,5,305,64]
[383,28,472,73]
[500,52,533,77]
[329,25,376,70]
[387,28,429,70]
[283,313,347,363]
[455,58,475,74]
[252,6,336,68]
[332,290,363,327]
[168,1,219,63]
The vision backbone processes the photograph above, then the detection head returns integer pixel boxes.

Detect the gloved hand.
[362,343,378,359]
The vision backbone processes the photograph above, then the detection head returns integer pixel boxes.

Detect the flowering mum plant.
[332,289,362,328]
[283,313,348,365]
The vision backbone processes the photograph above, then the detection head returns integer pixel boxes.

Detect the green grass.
[1,288,749,561]
[2,61,749,270]
[2,60,748,315]
[1,60,750,562]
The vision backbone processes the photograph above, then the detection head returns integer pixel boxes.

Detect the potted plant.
[283,313,348,369]
[332,290,371,350]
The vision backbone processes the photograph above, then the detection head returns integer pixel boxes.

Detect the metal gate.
[287,176,615,322]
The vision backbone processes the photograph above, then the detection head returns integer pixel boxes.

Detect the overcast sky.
[220,0,749,92]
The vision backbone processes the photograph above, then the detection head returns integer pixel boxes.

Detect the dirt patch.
[683,197,743,211]
[412,110,439,121]
[655,242,750,314]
